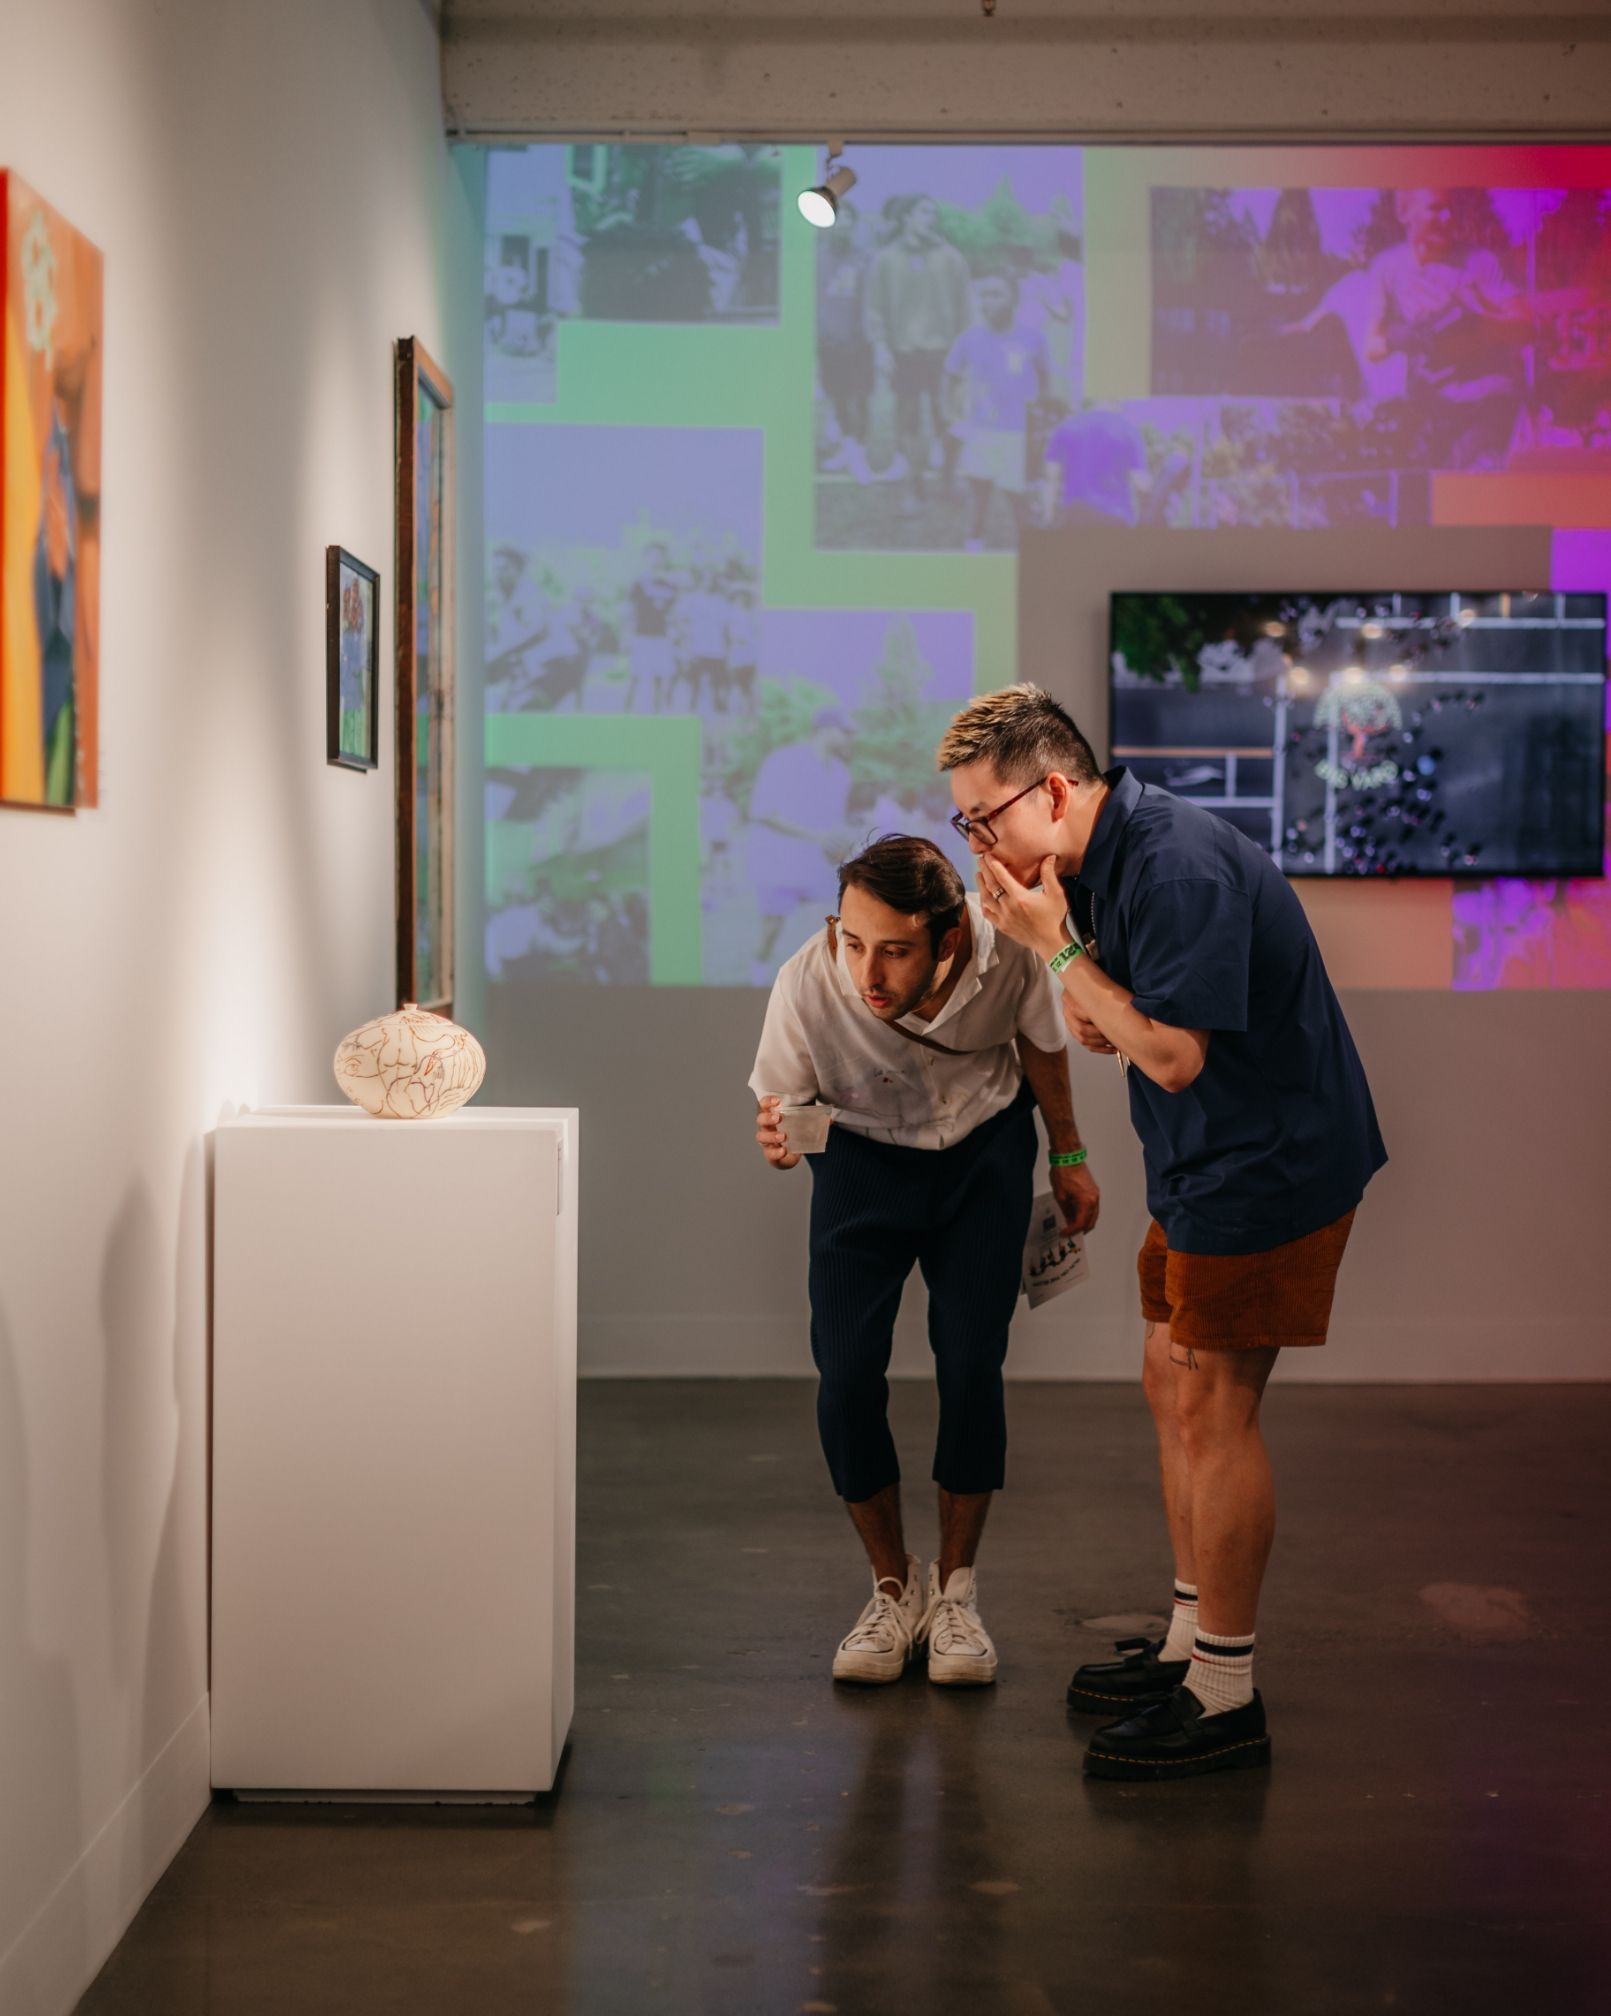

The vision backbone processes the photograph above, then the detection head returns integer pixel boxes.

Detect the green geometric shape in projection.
[485,713,704,985]
[484,145,1016,684]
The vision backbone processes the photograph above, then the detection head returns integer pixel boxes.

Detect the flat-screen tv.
[1108,591,1607,878]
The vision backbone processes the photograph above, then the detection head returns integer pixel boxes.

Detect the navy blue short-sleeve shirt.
[1065,768,1386,1256]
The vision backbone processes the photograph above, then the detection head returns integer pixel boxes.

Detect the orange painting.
[1,171,102,810]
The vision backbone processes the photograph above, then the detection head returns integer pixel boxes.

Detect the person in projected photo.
[566,583,617,706]
[944,272,1052,551]
[1012,229,1084,409]
[626,541,680,711]
[817,200,876,481]
[671,566,734,713]
[1041,403,1150,528]
[940,684,1385,1782]
[750,836,1100,1689]
[485,544,546,700]
[746,708,856,983]
[591,891,649,984]
[722,575,759,713]
[485,551,588,713]
[1283,188,1530,468]
[865,195,973,516]
[1362,188,1528,465]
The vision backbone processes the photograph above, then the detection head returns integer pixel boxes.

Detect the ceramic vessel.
[333,1003,486,1120]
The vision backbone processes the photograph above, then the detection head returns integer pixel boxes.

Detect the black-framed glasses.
[950,777,1046,848]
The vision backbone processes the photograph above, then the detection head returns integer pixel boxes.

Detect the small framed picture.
[326,546,380,771]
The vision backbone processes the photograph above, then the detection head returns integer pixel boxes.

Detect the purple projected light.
[1452,531,1611,989]
[485,422,762,557]
[1149,184,1611,530]
[757,609,972,709]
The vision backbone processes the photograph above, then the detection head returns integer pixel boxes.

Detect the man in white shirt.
[749,836,1099,1688]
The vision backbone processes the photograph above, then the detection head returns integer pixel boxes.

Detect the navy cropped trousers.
[805,1086,1037,1502]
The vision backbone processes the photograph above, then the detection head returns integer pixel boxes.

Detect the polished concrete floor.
[79,1379,1610,2015]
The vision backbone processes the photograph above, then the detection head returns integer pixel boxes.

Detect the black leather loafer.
[1065,1635,1189,1715]
[1082,1686,1270,1780]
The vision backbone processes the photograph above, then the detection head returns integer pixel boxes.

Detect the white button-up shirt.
[748,894,1067,1151]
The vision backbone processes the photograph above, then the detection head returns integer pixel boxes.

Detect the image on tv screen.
[1108,591,1607,878]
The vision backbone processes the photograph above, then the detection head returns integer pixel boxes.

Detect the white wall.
[0,5,482,2009]
[486,973,1611,1389]
[476,353,1610,1389]
[457,5,1611,1386]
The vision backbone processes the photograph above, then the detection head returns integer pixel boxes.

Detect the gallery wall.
[477,141,1611,1383]
[0,4,482,2010]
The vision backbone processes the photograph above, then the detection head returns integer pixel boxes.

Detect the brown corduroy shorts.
[1137,1209,1357,1350]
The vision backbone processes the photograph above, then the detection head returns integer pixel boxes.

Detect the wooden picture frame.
[394,337,455,1015]
[325,547,380,772]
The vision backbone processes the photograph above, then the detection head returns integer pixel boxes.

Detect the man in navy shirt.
[939,683,1385,1781]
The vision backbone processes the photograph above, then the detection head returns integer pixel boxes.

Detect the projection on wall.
[483,144,1611,994]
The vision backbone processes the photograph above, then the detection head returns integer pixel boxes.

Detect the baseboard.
[0,1693,211,2016]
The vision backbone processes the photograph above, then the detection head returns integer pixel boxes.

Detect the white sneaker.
[831,1554,924,1684]
[920,1561,999,1686]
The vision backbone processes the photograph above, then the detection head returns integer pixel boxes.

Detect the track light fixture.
[798,144,857,228]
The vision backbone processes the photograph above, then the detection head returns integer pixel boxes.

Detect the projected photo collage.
[483,144,1611,991]
[483,410,973,987]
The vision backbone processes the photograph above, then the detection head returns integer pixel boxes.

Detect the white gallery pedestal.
[210,1105,577,1798]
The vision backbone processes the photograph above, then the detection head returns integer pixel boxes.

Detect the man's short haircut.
[837,835,965,956]
[935,682,1101,789]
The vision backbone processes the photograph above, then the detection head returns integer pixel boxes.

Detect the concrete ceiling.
[440,0,1611,143]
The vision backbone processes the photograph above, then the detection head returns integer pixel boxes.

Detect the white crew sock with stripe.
[1187,1629,1256,1716]
[1159,1581,1198,1663]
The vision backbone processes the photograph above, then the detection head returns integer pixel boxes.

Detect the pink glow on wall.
[1451,532,1611,989]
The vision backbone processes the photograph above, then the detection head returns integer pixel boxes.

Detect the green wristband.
[1048,1148,1088,1168]
[1047,940,1084,975]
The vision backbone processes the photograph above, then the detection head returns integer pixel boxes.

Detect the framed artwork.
[1,170,103,813]
[395,337,455,1014]
[325,546,379,771]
